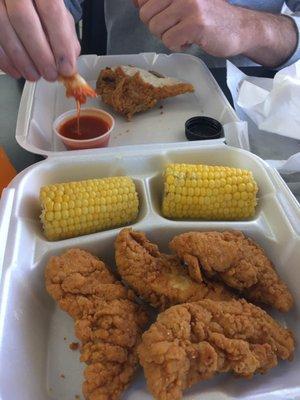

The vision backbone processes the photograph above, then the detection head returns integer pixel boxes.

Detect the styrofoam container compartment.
[15,53,244,157]
[0,145,299,400]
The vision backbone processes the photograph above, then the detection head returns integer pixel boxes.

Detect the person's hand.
[0,0,80,81]
[136,0,249,58]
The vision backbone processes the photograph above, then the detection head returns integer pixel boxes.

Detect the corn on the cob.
[40,176,139,241]
[162,164,258,220]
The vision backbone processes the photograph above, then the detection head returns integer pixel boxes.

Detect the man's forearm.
[238,8,298,68]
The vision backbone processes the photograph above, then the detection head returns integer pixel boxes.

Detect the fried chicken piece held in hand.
[45,249,148,400]
[138,299,295,400]
[115,229,234,311]
[170,231,294,312]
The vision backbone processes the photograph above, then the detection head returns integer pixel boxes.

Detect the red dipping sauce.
[59,115,110,140]
[54,108,115,150]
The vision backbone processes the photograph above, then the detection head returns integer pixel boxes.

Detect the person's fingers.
[36,0,79,76]
[5,0,58,81]
[162,19,198,51]
[0,0,40,80]
[148,2,182,38]
[139,0,172,24]
[0,45,21,79]
[137,0,148,7]
[0,0,78,80]
[132,0,139,6]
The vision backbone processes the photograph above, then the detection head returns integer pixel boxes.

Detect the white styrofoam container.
[15,53,244,158]
[0,145,299,400]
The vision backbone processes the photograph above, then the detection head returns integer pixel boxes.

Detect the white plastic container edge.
[15,53,246,158]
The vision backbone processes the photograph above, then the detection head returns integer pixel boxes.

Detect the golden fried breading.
[115,229,234,311]
[96,66,194,120]
[170,231,294,312]
[138,299,295,400]
[45,248,148,400]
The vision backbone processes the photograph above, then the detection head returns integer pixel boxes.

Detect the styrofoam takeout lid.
[15,53,241,157]
[0,145,299,399]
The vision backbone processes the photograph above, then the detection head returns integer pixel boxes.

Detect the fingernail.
[57,56,75,77]
[24,66,40,81]
[43,66,58,82]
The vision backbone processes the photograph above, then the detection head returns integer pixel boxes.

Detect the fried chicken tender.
[138,299,295,400]
[96,66,194,120]
[170,231,294,312]
[45,249,148,400]
[115,229,234,311]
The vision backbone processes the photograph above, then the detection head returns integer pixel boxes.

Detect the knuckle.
[139,7,149,24]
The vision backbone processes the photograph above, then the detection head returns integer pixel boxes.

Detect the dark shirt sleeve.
[64,0,84,22]
[285,0,300,11]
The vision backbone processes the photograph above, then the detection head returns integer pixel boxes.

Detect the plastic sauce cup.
[53,108,115,150]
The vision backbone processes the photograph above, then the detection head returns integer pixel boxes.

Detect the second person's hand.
[0,0,80,81]
[136,0,252,58]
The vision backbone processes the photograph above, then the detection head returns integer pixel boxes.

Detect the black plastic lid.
[185,116,224,141]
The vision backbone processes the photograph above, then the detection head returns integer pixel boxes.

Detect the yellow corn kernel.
[162,163,258,220]
[40,176,139,241]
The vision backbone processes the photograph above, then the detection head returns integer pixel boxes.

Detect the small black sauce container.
[185,116,224,141]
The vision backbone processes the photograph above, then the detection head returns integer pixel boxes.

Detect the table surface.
[0,75,43,172]
[0,67,299,173]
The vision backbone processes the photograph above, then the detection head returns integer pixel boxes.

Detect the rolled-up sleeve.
[281,1,300,66]
[64,0,84,22]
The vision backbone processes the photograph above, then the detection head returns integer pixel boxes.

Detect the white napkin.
[235,61,300,140]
